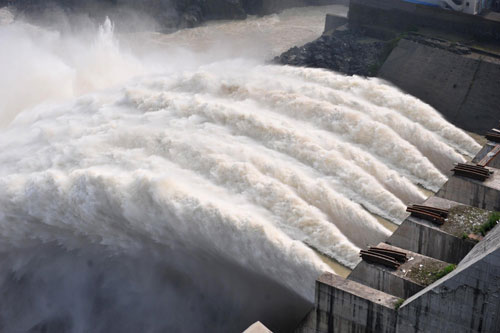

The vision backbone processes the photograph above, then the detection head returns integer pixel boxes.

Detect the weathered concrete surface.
[349,0,500,42]
[348,243,449,299]
[387,197,478,264]
[473,142,500,169]
[276,0,500,133]
[349,260,422,299]
[295,273,399,333]
[294,139,500,332]
[297,224,500,332]
[436,166,500,211]
[397,224,500,333]
[378,38,500,134]
[243,321,273,333]
[324,13,347,33]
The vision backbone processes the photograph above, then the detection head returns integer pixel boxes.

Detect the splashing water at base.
[0,7,481,332]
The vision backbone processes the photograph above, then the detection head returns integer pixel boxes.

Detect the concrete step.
[436,165,500,211]
[387,196,484,264]
[295,273,399,333]
[472,141,500,169]
[348,243,451,299]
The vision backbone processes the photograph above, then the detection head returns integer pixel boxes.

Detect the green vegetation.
[408,261,457,286]
[394,298,405,310]
[474,212,500,236]
[434,264,457,281]
[407,260,447,286]
[443,205,491,238]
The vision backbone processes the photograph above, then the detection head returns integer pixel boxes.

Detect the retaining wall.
[387,218,476,264]
[378,39,500,133]
[294,141,500,332]
[295,273,399,333]
[387,197,477,264]
[397,224,500,332]
[348,263,425,299]
[473,142,500,169]
[349,0,500,42]
[436,166,500,211]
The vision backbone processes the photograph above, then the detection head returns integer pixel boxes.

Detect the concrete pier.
[296,224,500,333]
[473,142,500,169]
[323,14,348,34]
[436,166,500,211]
[396,223,500,332]
[294,136,500,332]
[295,273,399,333]
[348,243,449,299]
[387,197,481,263]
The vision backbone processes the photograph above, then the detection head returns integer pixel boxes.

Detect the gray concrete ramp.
[379,38,500,133]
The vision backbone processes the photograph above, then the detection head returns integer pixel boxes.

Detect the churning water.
[0,5,480,332]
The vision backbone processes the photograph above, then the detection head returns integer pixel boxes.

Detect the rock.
[275,30,387,77]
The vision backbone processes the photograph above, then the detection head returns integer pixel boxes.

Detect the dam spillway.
[0,6,484,332]
[295,137,500,333]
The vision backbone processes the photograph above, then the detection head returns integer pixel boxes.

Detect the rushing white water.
[0,5,481,332]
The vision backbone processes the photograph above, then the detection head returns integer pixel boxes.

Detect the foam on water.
[0,8,481,332]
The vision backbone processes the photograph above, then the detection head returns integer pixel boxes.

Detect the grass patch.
[407,261,456,285]
[434,264,457,280]
[394,298,405,310]
[442,205,491,238]
[474,212,500,236]
[407,260,448,286]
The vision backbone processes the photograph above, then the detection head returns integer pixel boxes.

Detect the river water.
[0,5,480,332]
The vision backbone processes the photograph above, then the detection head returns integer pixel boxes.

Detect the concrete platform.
[387,197,483,263]
[348,243,449,299]
[324,14,348,34]
[397,223,500,333]
[472,142,500,169]
[436,166,500,211]
[295,273,399,333]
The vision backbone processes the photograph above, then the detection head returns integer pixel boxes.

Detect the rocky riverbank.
[274,30,388,76]
[0,0,347,30]
[274,24,489,77]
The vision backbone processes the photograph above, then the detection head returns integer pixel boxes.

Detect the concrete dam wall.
[272,1,500,331]
[277,0,500,134]
[349,0,500,134]
[295,137,500,333]
[378,39,500,134]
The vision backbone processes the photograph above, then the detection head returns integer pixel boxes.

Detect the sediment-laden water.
[0,6,480,332]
